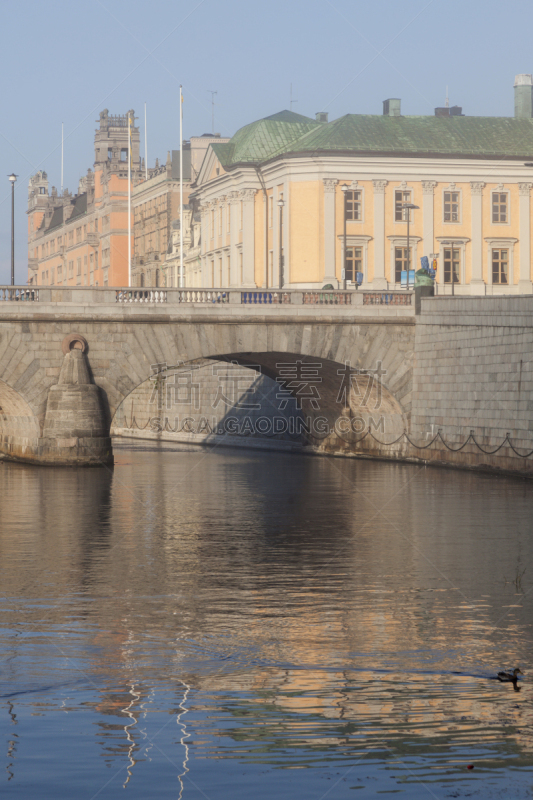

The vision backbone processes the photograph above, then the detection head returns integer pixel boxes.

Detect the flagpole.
[128,112,132,287]
[61,122,64,194]
[144,102,148,181]
[179,85,184,288]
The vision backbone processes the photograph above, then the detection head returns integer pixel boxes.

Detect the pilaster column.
[323,179,338,286]
[421,180,437,259]
[470,182,485,292]
[240,189,256,288]
[200,202,210,288]
[228,191,239,287]
[518,183,533,293]
[372,179,388,288]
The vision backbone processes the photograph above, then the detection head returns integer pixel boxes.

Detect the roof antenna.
[207,90,217,134]
[290,83,298,112]
[445,86,449,108]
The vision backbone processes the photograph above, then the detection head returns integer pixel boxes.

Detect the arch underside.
[0,379,41,460]
[111,352,409,456]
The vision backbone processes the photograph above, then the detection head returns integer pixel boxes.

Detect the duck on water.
[497,668,523,690]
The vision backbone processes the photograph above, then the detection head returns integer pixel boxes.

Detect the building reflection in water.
[1,444,533,793]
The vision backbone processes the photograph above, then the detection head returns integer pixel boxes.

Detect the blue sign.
[400,270,415,287]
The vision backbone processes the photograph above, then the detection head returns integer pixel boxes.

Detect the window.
[443,248,460,283]
[218,209,222,236]
[94,252,98,269]
[68,260,73,277]
[140,273,145,287]
[269,250,273,285]
[69,231,73,245]
[226,205,231,234]
[394,247,411,282]
[39,187,46,195]
[345,190,362,221]
[444,191,460,222]
[240,252,243,283]
[94,219,98,233]
[226,255,231,285]
[77,258,81,276]
[155,269,160,287]
[90,253,94,270]
[108,148,113,160]
[395,190,411,221]
[120,148,128,162]
[50,268,55,284]
[345,247,362,281]
[492,192,507,223]
[268,195,274,227]
[492,248,508,284]
[218,258,223,286]
[76,227,81,243]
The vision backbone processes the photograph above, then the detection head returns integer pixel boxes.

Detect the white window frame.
[490,186,510,226]
[436,237,469,288]
[387,235,421,286]
[442,184,462,224]
[337,234,372,286]
[485,237,518,288]
[393,185,413,223]
[344,182,365,224]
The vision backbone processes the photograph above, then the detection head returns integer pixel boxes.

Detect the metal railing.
[303,291,352,305]
[363,291,412,305]
[241,291,290,304]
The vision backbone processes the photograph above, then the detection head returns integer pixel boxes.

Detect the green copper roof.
[211,109,319,167]
[212,111,533,170]
[284,114,533,158]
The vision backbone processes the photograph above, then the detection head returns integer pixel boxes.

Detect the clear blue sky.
[1,0,532,283]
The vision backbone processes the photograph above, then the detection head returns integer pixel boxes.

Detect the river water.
[1,440,533,799]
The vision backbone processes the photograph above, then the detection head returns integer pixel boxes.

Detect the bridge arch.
[0,379,41,461]
[111,349,409,457]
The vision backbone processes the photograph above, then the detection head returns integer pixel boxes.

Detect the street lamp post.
[402,202,419,291]
[8,173,17,286]
[341,184,348,290]
[278,198,284,289]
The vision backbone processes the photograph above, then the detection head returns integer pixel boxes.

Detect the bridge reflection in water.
[1,443,533,798]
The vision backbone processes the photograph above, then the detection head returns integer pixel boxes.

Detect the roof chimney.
[315,112,328,123]
[514,74,533,118]
[435,105,463,117]
[383,98,401,117]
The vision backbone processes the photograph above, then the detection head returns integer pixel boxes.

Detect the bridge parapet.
[0,286,414,317]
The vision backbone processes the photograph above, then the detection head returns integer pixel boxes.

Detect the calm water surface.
[1,441,533,799]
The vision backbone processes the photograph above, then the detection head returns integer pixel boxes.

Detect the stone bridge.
[0,287,531,477]
[0,286,415,465]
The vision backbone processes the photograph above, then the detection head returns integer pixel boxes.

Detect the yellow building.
[191,78,533,294]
